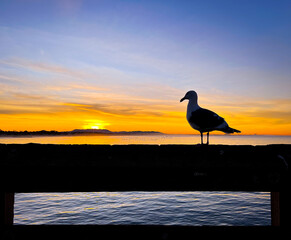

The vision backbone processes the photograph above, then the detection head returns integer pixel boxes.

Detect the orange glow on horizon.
[0,108,291,136]
[82,119,109,130]
[0,94,291,136]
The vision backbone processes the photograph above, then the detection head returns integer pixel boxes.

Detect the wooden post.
[271,192,280,226]
[4,192,14,225]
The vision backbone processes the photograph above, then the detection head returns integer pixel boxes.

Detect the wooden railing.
[2,144,290,238]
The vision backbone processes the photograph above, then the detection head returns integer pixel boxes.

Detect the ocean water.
[7,134,290,226]
[14,192,271,226]
[1,133,291,145]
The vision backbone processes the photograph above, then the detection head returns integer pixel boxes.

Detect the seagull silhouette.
[180,90,241,145]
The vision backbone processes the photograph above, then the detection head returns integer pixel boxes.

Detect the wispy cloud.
[1,56,291,134]
[0,57,91,80]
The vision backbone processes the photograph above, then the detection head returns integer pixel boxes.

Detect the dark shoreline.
[0,129,164,137]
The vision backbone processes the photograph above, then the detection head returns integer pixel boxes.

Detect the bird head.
[180,90,198,103]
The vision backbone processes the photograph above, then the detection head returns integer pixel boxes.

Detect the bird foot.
[198,143,209,146]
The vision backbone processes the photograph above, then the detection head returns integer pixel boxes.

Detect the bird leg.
[200,132,203,145]
[206,132,209,145]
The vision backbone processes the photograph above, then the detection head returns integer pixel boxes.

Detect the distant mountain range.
[0,129,164,136]
[71,129,163,135]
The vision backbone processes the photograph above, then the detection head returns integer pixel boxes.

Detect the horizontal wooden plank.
[1,144,290,191]
[4,225,284,240]
[2,144,290,168]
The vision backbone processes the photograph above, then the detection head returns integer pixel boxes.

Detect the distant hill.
[70,129,163,135]
[0,129,164,136]
[71,129,112,134]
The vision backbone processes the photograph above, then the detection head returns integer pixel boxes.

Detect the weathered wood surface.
[1,144,290,192]
[3,225,284,240]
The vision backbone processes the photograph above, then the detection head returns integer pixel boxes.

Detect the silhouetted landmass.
[0,129,164,137]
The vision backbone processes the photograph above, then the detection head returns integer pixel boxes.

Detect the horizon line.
[1,129,291,137]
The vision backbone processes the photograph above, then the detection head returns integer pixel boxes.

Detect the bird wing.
[189,108,225,130]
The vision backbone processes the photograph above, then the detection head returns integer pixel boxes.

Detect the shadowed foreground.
[2,144,289,192]
[2,144,290,238]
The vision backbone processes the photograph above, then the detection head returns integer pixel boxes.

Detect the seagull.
[180,90,241,145]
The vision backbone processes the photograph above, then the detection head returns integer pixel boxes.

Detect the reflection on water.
[14,192,271,226]
[1,134,291,145]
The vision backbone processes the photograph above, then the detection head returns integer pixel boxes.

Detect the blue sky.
[0,0,291,134]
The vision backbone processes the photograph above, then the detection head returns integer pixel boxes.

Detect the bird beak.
[180,97,186,102]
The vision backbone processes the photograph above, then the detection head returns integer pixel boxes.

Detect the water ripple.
[14,192,271,226]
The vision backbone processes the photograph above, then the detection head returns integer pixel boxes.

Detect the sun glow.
[82,120,109,130]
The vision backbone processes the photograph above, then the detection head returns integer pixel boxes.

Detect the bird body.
[180,90,240,144]
[188,108,226,132]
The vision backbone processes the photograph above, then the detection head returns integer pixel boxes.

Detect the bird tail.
[222,127,241,134]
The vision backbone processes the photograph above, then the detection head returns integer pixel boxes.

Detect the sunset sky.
[1,0,291,135]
